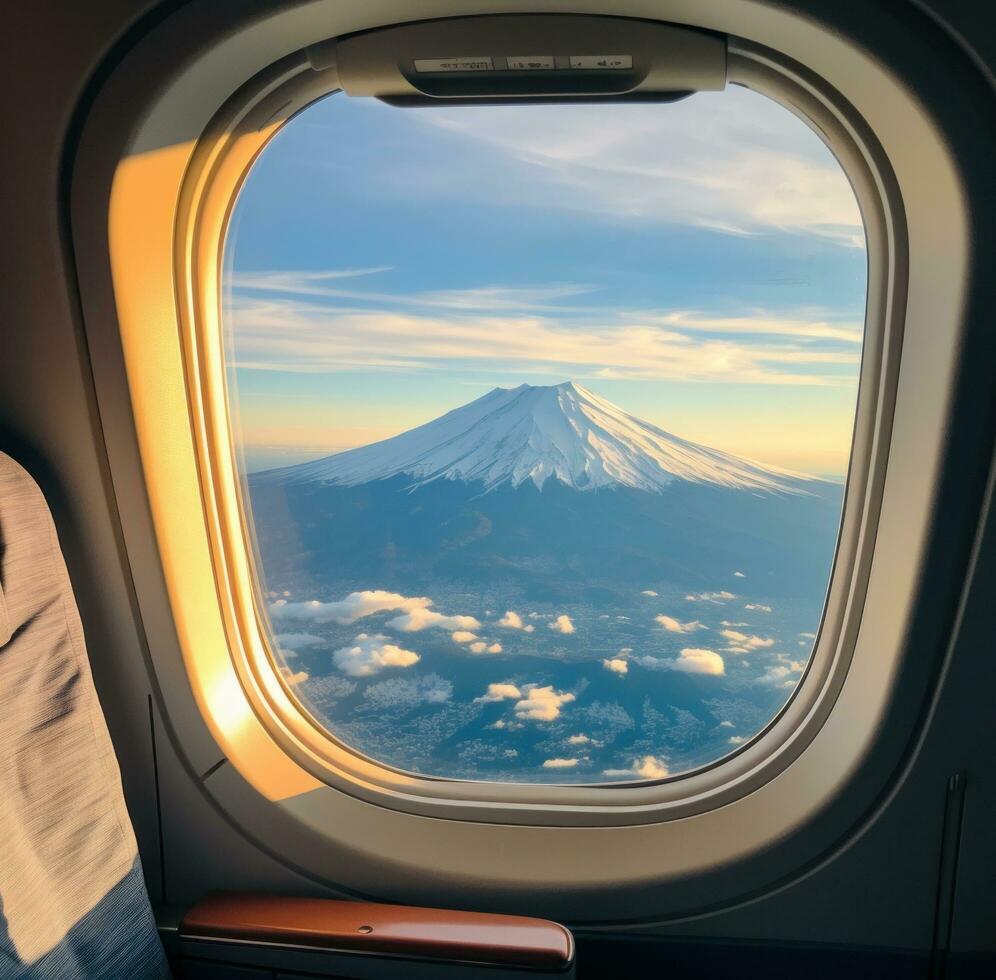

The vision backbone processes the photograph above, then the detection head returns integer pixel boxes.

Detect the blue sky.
[224,85,867,477]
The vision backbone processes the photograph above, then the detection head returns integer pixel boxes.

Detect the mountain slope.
[248,383,842,598]
[258,382,814,495]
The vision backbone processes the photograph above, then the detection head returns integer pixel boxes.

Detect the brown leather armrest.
[180,892,574,971]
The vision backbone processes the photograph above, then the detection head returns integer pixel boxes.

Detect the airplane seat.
[0,451,576,980]
[0,452,170,979]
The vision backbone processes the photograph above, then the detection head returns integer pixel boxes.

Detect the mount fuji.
[258,381,814,496]
[249,383,842,600]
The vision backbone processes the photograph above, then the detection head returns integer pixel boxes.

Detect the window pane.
[224,86,866,784]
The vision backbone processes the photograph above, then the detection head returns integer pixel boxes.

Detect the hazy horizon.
[236,378,850,482]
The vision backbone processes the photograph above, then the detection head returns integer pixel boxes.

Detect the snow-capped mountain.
[261,381,812,495]
[249,382,841,599]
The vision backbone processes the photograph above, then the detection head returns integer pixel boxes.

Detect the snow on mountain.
[262,382,814,494]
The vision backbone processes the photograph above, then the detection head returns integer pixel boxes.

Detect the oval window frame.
[172,28,907,827]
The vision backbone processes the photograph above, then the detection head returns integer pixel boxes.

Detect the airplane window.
[223,86,866,784]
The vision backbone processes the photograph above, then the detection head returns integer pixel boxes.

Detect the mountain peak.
[488,380,587,399]
[263,382,813,494]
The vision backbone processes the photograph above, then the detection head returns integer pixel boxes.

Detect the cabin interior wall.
[0,0,169,906]
[0,0,994,975]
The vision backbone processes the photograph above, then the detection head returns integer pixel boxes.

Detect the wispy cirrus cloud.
[413,89,864,247]
[233,271,596,315]
[233,269,863,344]
[685,591,738,604]
[644,310,862,344]
[228,288,860,387]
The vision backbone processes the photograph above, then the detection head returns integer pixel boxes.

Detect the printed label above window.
[414,57,494,73]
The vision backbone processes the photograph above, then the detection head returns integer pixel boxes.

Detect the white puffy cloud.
[270,590,431,624]
[655,614,703,634]
[640,647,726,675]
[641,590,658,597]
[757,664,800,688]
[524,624,535,633]
[603,755,669,780]
[733,571,746,578]
[634,755,669,779]
[268,590,481,634]
[279,666,309,685]
[567,734,594,746]
[273,632,324,653]
[465,640,503,654]
[514,685,576,722]
[745,603,773,613]
[674,648,726,675]
[602,658,628,675]
[756,658,807,690]
[721,629,774,652]
[476,682,522,702]
[542,758,580,769]
[332,633,420,677]
[489,719,524,731]
[799,631,817,639]
[451,630,478,644]
[685,591,737,603]
[548,614,575,635]
[728,735,748,746]
[497,611,523,629]
[388,607,481,632]
[718,720,734,728]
